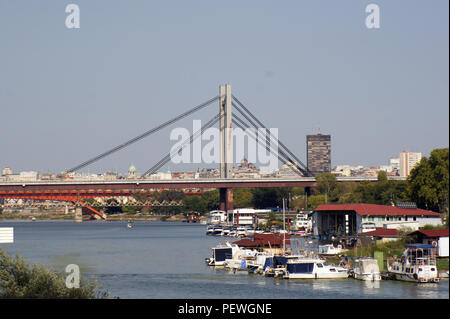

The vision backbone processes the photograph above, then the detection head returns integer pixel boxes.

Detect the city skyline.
[0,1,448,174]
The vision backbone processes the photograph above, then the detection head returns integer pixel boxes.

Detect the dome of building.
[128,164,137,173]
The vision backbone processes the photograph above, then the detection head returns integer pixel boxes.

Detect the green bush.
[0,248,109,299]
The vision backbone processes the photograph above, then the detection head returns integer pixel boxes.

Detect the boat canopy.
[405,243,435,249]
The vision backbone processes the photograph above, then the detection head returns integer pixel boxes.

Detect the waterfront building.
[399,151,422,177]
[407,229,449,257]
[306,133,331,176]
[359,228,400,243]
[312,203,443,236]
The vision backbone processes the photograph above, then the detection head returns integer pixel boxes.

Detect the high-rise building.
[399,151,422,177]
[306,133,331,176]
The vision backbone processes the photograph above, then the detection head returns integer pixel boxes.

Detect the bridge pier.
[219,188,233,212]
[74,206,83,222]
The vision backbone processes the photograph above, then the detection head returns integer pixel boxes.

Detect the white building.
[408,229,449,257]
[399,151,422,177]
[313,203,443,236]
[2,167,13,176]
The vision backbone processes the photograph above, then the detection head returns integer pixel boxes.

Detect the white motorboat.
[352,258,381,281]
[205,210,228,225]
[211,226,224,236]
[236,227,247,237]
[318,244,346,256]
[205,242,242,266]
[284,257,349,279]
[206,225,214,235]
[387,244,440,283]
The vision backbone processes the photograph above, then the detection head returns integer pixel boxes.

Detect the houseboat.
[387,243,440,283]
[352,258,381,281]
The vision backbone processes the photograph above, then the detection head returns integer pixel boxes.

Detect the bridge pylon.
[219,84,233,212]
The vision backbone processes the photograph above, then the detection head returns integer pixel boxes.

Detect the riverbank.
[0,211,194,222]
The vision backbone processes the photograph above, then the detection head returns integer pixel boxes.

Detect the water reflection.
[363,279,380,290]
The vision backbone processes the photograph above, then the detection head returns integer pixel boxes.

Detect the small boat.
[284,257,349,279]
[236,227,247,237]
[318,244,346,256]
[221,228,231,236]
[205,242,242,266]
[206,225,214,235]
[387,243,440,283]
[126,223,133,229]
[31,217,36,221]
[352,258,381,281]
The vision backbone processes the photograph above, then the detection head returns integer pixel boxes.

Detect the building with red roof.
[313,203,443,237]
[359,227,400,243]
[407,228,449,257]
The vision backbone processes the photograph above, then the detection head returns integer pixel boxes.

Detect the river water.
[0,220,448,299]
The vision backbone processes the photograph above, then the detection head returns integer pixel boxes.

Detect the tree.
[315,173,338,202]
[408,148,449,214]
[233,188,253,208]
[0,249,108,298]
[182,195,207,213]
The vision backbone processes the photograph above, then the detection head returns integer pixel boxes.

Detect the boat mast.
[283,198,286,254]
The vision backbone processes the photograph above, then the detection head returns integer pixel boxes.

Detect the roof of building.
[408,228,449,238]
[233,233,290,248]
[359,228,400,237]
[315,203,441,217]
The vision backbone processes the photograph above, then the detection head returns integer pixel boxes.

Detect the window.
[317,263,323,268]
[413,217,417,221]
[405,216,408,221]
[431,268,435,271]
[398,217,402,221]
[330,268,336,272]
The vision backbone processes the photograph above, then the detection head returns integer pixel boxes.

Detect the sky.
[0,1,448,175]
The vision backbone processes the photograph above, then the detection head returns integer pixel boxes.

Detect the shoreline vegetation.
[0,248,110,298]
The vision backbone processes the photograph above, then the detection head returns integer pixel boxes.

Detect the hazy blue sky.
[0,1,448,174]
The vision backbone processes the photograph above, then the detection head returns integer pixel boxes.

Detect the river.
[0,220,447,299]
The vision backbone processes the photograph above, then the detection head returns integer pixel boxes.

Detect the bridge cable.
[142,112,223,177]
[232,116,304,177]
[66,96,219,173]
[232,95,310,175]
[232,102,307,176]
[232,95,309,173]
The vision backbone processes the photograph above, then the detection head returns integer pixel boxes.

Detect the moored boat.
[284,257,349,279]
[352,258,381,281]
[318,244,346,256]
[387,244,440,283]
[205,242,240,266]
